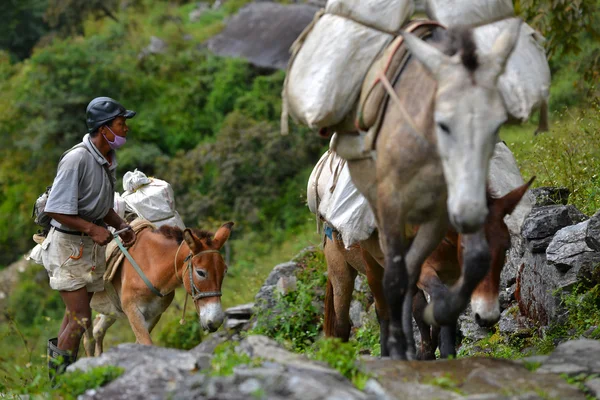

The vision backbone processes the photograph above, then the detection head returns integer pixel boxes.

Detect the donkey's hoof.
[423,303,438,327]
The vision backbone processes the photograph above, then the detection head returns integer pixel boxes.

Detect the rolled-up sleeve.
[44,153,82,215]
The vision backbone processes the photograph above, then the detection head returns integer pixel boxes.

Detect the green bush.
[251,250,327,352]
[210,341,261,376]
[308,338,370,389]
[156,317,203,350]
[7,267,63,327]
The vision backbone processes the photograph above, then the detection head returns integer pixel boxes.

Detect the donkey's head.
[402,21,521,233]
[469,177,534,326]
[183,222,233,332]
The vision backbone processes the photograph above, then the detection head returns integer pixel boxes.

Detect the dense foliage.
[0,0,323,266]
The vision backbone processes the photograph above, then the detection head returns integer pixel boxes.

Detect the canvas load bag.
[307,149,376,248]
[121,170,185,229]
[425,0,514,27]
[325,0,415,34]
[356,20,443,131]
[473,18,551,122]
[283,13,393,131]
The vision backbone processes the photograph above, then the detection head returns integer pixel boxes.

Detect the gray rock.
[527,236,554,253]
[363,378,393,400]
[547,220,600,273]
[254,283,276,309]
[515,229,596,326]
[459,306,493,343]
[498,285,516,311]
[537,339,600,376]
[355,274,367,292]
[264,262,300,286]
[586,211,600,251]
[584,377,600,398]
[530,187,570,206]
[363,357,585,399]
[521,206,573,240]
[69,343,197,373]
[498,307,534,338]
[71,344,198,400]
[349,299,366,328]
[566,205,588,224]
[206,3,320,70]
[225,302,254,319]
[225,318,249,331]
[238,335,337,376]
[276,275,297,295]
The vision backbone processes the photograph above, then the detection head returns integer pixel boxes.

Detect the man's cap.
[86,97,136,133]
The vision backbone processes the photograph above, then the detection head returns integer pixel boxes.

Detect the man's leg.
[58,288,93,355]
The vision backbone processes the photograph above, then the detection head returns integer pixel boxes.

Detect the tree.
[0,0,49,61]
[517,0,600,59]
[45,0,120,36]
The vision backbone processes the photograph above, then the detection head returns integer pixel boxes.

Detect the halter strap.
[183,249,224,301]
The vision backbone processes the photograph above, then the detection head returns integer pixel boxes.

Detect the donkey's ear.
[183,229,199,253]
[213,222,234,250]
[501,176,535,216]
[402,31,452,78]
[488,19,522,78]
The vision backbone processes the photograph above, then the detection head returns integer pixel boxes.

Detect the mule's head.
[402,21,522,233]
[183,222,234,332]
[470,177,534,326]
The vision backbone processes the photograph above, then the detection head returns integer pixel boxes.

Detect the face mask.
[102,126,127,149]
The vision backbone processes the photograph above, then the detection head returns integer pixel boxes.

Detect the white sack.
[307,150,376,248]
[326,0,414,33]
[474,19,551,122]
[474,19,550,121]
[121,176,186,229]
[426,0,514,27]
[113,192,126,220]
[488,142,534,236]
[287,14,393,129]
[123,169,152,192]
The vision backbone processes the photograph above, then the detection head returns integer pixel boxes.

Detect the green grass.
[501,104,600,215]
[221,220,321,309]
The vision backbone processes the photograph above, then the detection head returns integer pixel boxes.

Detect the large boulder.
[586,211,600,251]
[515,205,600,326]
[206,2,320,70]
[546,220,600,275]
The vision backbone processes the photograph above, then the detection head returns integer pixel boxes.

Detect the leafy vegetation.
[251,250,327,352]
[308,338,371,390]
[0,0,599,396]
[210,341,261,376]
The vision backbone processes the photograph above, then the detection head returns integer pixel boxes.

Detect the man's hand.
[119,225,136,247]
[88,224,113,246]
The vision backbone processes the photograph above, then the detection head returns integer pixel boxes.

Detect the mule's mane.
[444,27,479,72]
[156,225,213,246]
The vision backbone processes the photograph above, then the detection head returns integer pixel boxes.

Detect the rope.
[173,241,186,284]
[377,69,432,148]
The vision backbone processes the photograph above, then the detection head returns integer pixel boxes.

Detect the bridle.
[174,242,224,301]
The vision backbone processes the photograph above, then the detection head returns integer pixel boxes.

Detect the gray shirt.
[45,134,117,231]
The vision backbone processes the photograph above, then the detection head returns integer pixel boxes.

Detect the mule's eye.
[196,269,207,279]
[438,122,451,135]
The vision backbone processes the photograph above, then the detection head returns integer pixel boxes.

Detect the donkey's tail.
[324,276,336,337]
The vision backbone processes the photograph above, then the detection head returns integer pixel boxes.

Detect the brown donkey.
[323,179,533,358]
[84,222,233,356]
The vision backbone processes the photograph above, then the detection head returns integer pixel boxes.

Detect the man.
[42,97,137,379]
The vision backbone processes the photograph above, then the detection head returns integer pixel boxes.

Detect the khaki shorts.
[41,227,107,292]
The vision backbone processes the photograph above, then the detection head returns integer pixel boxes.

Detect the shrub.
[156,317,203,350]
[251,250,327,352]
[308,338,371,389]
